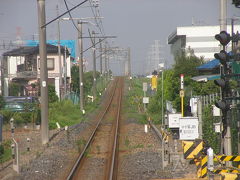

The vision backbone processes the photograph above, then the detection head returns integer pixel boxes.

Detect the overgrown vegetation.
[0,140,12,164]
[124,78,148,124]
[142,49,240,154]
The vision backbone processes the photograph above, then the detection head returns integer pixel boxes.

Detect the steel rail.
[148,120,164,142]
[66,78,120,180]
[108,79,123,180]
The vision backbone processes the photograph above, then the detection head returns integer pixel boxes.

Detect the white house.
[168,25,240,61]
[2,44,72,98]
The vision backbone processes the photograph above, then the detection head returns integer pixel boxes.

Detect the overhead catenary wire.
[88,0,105,36]
[63,0,80,33]
[82,37,107,53]
[42,0,89,28]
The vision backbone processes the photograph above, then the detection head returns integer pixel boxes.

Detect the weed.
[107,116,114,121]
[124,137,130,148]
[147,144,153,148]
[36,151,41,158]
[96,145,100,154]
[84,148,91,158]
[132,144,144,149]
[76,139,86,153]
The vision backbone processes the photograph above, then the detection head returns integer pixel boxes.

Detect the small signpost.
[143,82,148,112]
[143,97,149,104]
[179,117,199,140]
[143,82,148,92]
[168,113,182,128]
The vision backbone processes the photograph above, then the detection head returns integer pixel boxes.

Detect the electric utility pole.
[99,39,103,75]
[128,47,131,78]
[56,5,62,100]
[92,31,97,100]
[220,0,227,31]
[104,43,108,81]
[37,0,49,144]
[77,21,84,113]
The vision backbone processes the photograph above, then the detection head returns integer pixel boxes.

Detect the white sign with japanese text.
[143,97,149,104]
[179,117,199,140]
[168,113,182,128]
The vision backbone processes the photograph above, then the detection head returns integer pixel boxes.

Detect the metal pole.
[144,91,146,112]
[104,43,108,81]
[225,111,232,166]
[107,53,110,79]
[232,18,234,52]
[0,56,4,96]
[77,21,84,112]
[104,43,107,86]
[128,47,131,78]
[99,39,103,91]
[56,5,62,100]
[64,46,67,96]
[92,31,97,100]
[99,39,103,75]
[162,70,164,126]
[37,0,49,144]
[197,98,203,139]
[220,0,227,32]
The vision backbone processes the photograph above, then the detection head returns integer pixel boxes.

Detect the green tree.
[173,51,204,77]
[48,84,58,103]
[9,83,21,96]
[71,65,79,92]
[0,95,5,109]
[70,65,100,95]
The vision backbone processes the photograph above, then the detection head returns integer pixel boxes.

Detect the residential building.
[2,44,72,97]
[168,25,240,61]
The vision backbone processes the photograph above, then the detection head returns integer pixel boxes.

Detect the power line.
[88,0,105,36]
[63,0,80,33]
[42,0,89,28]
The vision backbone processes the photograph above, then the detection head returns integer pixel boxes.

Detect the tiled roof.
[3,44,70,56]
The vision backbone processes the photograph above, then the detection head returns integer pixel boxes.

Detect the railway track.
[67,77,124,180]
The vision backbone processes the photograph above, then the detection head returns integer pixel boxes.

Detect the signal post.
[214,31,232,162]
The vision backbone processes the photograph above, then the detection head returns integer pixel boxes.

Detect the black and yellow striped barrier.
[221,172,240,180]
[213,169,240,174]
[182,140,203,159]
[194,156,208,178]
[159,128,169,143]
[214,155,240,162]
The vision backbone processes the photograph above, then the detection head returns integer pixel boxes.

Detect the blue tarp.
[197,59,220,70]
[25,40,76,59]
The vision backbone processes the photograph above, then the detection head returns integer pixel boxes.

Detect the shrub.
[49,100,84,129]
[48,84,59,103]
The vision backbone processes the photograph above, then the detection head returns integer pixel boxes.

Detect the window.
[47,58,54,70]
[38,58,55,70]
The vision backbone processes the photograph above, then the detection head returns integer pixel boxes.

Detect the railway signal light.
[214,79,226,89]
[215,31,231,46]
[233,0,240,8]
[215,101,230,111]
[214,50,229,66]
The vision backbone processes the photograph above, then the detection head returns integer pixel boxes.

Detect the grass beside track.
[124,78,148,124]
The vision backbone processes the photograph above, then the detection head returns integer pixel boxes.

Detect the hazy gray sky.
[0,0,239,75]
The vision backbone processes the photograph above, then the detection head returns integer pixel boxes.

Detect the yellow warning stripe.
[213,169,240,174]
[214,156,240,162]
[183,141,203,159]
[221,172,240,180]
[201,156,208,178]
